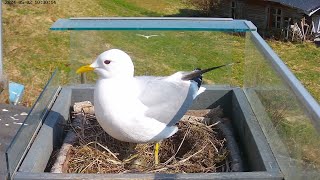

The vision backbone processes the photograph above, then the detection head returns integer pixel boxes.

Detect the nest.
[51,102,233,174]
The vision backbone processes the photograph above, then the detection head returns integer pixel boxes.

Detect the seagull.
[136,34,159,39]
[76,49,235,164]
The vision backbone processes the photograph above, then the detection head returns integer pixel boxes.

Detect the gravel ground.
[0,104,29,179]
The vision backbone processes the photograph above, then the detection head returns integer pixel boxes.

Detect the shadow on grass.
[165,9,209,17]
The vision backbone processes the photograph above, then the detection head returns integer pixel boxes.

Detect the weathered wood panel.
[211,0,306,33]
[243,2,266,31]
[212,0,233,18]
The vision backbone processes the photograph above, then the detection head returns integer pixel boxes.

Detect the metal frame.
[50,17,255,31]
[14,171,282,180]
[70,17,234,21]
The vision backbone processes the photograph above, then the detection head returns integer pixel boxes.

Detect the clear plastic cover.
[69,30,243,87]
[5,70,60,178]
[6,18,320,179]
[244,31,320,179]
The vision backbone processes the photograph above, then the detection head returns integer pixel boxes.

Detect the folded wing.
[135,73,199,126]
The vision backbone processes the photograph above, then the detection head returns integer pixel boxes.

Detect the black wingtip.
[191,68,203,88]
[182,61,240,82]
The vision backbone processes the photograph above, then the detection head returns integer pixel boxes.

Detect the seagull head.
[76,49,134,79]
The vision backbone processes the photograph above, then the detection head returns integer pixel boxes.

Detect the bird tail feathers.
[192,86,206,99]
[182,62,239,81]
[196,87,206,97]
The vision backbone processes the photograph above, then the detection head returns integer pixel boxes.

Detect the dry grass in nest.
[66,109,229,174]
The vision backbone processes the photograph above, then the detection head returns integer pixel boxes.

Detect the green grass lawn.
[267,40,320,104]
[2,0,196,106]
[2,0,319,106]
[69,31,244,86]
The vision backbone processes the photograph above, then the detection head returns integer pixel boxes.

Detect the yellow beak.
[76,65,94,74]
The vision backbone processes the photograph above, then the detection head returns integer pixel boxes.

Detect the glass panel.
[69,30,245,87]
[50,18,255,32]
[244,31,320,179]
[5,70,61,178]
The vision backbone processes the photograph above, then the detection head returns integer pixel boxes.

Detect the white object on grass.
[136,34,159,39]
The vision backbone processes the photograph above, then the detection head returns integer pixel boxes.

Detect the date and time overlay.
[4,0,56,5]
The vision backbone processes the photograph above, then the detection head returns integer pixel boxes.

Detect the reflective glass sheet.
[69,30,244,87]
[5,70,60,178]
[244,31,320,179]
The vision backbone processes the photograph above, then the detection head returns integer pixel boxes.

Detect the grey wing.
[135,75,198,126]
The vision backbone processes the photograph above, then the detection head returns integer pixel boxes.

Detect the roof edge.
[307,7,320,16]
[265,0,320,16]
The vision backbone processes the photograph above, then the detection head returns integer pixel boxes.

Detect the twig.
[207,121,220,128]
[80,159,96,173]
[208,139,219,153]
[164,126,191,165]
[86,141,119,160]
[178,144,207,163]
[147,167,168,173]
[81,109,85,137]
[70,125,85,144]
[123,154,139,163]
[104,158,122,165]
[180,115,205,123]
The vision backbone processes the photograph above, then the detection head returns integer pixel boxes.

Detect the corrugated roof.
[266,0,320,16]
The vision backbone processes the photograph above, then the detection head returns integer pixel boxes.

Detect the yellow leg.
[154,142,160,165]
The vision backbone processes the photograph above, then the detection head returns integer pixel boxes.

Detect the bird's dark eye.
[104,60,111,64]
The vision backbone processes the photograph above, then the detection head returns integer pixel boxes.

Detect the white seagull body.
[94,72,203,143]
[77,49,232,143]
